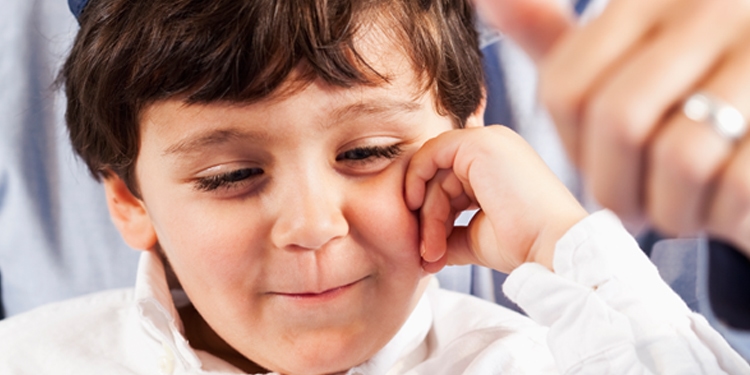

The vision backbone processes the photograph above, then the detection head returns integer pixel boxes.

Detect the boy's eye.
[336,144,402,162]
[194,168,264,192]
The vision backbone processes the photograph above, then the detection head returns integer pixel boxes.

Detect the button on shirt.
[0,211,747,374]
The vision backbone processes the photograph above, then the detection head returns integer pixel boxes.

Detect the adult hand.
[474,0,750,257]
[405,126,587,274]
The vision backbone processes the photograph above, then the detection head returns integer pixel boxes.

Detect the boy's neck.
[178,304,267,373]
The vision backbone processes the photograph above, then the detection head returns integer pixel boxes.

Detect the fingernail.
[420,242,426,257]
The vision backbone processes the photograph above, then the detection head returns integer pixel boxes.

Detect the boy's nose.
[270,172,349,251]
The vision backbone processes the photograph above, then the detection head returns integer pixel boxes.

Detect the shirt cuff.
[504,209,691,328]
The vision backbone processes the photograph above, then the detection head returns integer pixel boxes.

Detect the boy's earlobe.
[465,89,487,128]
[103,175,157,251]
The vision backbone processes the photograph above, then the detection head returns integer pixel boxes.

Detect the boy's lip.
[269,277,367,299]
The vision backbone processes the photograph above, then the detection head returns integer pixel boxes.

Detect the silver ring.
[682,91,747,141]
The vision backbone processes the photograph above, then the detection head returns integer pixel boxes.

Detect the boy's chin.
[249,302,427,373]
[257,328,391,375]
[253,278,431,374]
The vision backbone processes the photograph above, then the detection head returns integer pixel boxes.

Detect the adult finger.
[583,0,746,220]
[649,37,750,253]
[645,113,732,236]
[708,137,750,259]
[539,0,679,164]
[703,14,750,258]
[473,0,574,62]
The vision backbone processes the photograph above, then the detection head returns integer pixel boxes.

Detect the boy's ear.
[103,174,158,251]
[465,89,487,128]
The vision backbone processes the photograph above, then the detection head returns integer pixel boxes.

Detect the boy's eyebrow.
[162,99,422,156]
[163,129,268,156]
[326,99,422,128]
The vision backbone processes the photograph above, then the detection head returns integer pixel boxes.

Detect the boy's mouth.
[270,277,367,301]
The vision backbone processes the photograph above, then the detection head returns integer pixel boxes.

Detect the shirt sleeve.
[502,210,750,374]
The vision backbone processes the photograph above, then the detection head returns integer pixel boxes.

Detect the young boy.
[0,0,747,373]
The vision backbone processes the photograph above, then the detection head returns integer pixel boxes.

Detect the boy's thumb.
[474,0,575,62]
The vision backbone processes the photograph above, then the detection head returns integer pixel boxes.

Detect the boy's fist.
[405,126,587,273]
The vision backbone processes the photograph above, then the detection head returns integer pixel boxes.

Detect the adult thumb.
[474,0,575,62]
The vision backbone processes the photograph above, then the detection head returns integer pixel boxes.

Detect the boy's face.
[128,37,461,374]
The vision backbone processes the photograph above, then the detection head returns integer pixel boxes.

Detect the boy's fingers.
[420,178,450,263]
[405,139,442,210]
[443,226,482,266]
[405,130,466,210]
[421,255,449,274]
[420,170,470,263]
[443,212,510,272]
[473,0,574,62]
[422,226,479,273]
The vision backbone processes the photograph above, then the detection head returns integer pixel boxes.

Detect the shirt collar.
[133,251,206,371]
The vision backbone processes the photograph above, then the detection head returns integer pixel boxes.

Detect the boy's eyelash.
[194,168,263,192]
[336,144,403,162]
[194,145,400,192]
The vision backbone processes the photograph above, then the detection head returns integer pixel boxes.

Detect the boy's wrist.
[529,209,588,271]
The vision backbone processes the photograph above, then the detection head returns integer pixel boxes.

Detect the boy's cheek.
[143,198,261,280]
[350,166,421,258]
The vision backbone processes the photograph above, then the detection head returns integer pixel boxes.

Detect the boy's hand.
[405,126,587,274]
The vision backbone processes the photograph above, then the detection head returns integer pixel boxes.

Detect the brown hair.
[62,0,484,195]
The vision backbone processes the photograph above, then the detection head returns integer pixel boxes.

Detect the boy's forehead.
[257,71,428,112]
[272,25,429,105]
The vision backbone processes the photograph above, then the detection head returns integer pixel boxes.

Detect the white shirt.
[0,211,747,374]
